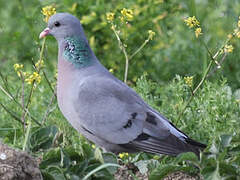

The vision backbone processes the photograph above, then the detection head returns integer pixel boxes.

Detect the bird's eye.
[54,21,61,27]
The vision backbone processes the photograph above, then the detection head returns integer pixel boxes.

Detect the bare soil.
[0,142,42,180]
[114,163,200,180]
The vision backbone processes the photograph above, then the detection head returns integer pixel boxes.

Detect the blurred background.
[0,0,240,89]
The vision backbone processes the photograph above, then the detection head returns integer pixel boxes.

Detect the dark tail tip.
[184,138,206,158]
[186,138,207,150]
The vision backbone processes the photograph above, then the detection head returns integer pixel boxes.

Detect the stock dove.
[39,13,206,156]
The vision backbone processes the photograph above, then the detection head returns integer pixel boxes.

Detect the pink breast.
[57,58,76,106]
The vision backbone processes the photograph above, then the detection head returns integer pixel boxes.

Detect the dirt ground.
[0,142,42,180]
[114,163,200,180]
[0,142,199,180]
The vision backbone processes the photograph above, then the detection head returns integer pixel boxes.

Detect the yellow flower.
[184,16,200,28]
[148,30,156,40]
[25,72,41,85]
[227,34,233,39]
[22,72,30,77]
[109,68,114,73]
[13,64,24,77]
[121,8,134,21]
[41,5,56,22]
[106,12,115,22]
[224,44,234,53]
[184,76,193,87]
[119,152,129,159]
[195,28,202,38]
[35,59,44,70]
[234,28,240,38]
[13,63,24,71]
[91,144,96,149]
[236,31,240,38]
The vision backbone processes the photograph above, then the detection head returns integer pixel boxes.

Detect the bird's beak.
[39,27,50,39]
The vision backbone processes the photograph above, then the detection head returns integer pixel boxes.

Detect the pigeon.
[39,13,206,156]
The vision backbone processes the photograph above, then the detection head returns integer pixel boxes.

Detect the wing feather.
[75,75,206,156]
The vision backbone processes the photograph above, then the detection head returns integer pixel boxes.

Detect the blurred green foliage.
[0,0,240,179]
[1,0,240,88]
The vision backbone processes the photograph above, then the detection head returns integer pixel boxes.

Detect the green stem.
[43,71,56,97]
[0,84,40,125]
[0,102,23,125]
[123,49,129,83]
[208,52,227,77]
[23,119,31,151]
[0,71,11,94]
[129,39,150,60]
[193,58,214,94]
[23,38,46,124]
[39,38,46,62]
[24,82,34,115]
[111,24,129,83]
[21,73,25,127]
[41,92,56,125]
[111,24,151,83]
[31,61,56,98]
[176,59,214,124]
[176,40,222,124]
[188,0,197,16]
[0,84,12,100]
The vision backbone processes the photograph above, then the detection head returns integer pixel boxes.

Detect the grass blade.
[82,163,121,180]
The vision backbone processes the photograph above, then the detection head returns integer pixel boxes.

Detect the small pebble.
[0,153,7,160]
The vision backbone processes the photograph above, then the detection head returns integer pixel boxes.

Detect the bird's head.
[39,13,86,41]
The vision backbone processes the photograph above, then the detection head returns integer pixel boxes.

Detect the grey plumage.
[39,13,206,157]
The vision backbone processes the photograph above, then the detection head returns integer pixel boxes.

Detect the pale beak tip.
[39,27,50,39]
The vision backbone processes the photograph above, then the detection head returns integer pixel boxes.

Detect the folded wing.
[75,75,206,156]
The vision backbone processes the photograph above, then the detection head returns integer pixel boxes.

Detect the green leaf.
[102,153,118,174]
[134,160,149,174]
[60,148,71,168]
[29,126,58,152]
[204,162,222,180]
[209,142,219,154]
[175,152,199,163]
[43,165,66,180]
[41,171,56,180]
[220,134,232,148]
[69,175,81,180]
[219,162,238,176]
[94,147,104,164]
[82,143,94,158]
[134,159,159,175]
[40,148,61,169]
[70,159,89,176]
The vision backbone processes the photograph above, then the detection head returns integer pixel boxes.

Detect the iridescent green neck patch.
[63,36,93,68]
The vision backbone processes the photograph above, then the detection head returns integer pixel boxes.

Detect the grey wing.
[75,76,206,156]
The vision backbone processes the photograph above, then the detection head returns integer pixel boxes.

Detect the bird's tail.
[120,133,206,157]
[184,137,206,157]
